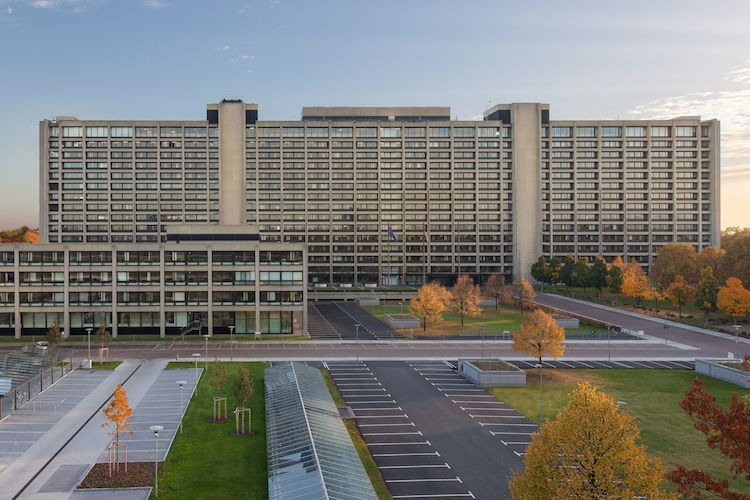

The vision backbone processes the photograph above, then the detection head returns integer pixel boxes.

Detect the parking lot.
[409,361,536,460]
[326,361,476,499]
[505,359,695,370]
[97,367,199,463]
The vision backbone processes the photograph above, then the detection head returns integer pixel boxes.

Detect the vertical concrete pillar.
[207,247,213,336]
[111,248,118,338]
[218,102,246,225]
[511,104,544,281]
[14,247,21,339]
[159,246,165,338]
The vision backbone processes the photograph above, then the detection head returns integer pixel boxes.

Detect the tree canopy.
[511,309,564,364]
[510,383,674,500]
[409,281,452,330]
[448,274,482,327]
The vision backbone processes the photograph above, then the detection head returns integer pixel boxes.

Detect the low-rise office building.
[0,226,306,338]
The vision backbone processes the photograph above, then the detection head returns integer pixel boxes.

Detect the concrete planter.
[384,314,420,329]
[458,359,526,387]
[356,297,380,307]
[695,359,750,388]
[551,314,579,329]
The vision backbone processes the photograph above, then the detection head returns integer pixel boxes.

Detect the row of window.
[52,126,218,139]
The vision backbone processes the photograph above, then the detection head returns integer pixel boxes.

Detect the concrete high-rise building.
[39,100,720,286]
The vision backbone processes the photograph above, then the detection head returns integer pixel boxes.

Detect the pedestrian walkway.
[13,360,185,500]
[0,370,111,476]
[0,361,141,500]
[96,366,199,463]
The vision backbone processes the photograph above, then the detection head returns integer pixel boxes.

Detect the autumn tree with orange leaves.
[717,277,750,326]
[484,273,505,310]
[669,379,750,500]
[102,384,133,474]
[409,281,451,331]
[510,383,674,500]
[622,260,649,305]
[665,275,696,318]
[512,309,565,365]
[449,274,482,327]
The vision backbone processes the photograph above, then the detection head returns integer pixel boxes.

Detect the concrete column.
[255,249,261,334]
[111,249,118,338]
[708,120,721,247]
[159,247,165,338]
[63,247,70,338]
[14,248,20,339]
[511,104,544,281]
[207,248,213,336]
[218,102,246,225]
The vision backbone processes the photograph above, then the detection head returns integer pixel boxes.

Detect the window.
[331,127,353,138]
[601,126,621,137]
[625,126,646,137]
[111,127,133,138]
[86,127,108,137]
[651,126,671,137]
[356,127,377,138]
[454,127,475,138]
[576,127,596,137]
[676,126,697,137]
[282,127,304,138]
[551,127,572,138]
[136,127,157,138]
[380,127,401,138]
[430,127,451,138]
[63,127,83,138]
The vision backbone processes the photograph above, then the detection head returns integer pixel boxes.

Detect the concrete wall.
[695,359,750,388]
[218,101,246,225]
[512,104,544,280]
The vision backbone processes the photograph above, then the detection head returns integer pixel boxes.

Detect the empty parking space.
[505,359,695,370]
[97,368,199,463]
[326,361,475,499]
[409,362,536,460]
[0,369,111,474]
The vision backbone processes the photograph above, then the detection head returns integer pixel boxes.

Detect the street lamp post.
[535,363,543,424]
[607,325,612,362]
[176,380,186,435]
[229,325,235,362]
[354,323,360,361]
[480,325,485,359]
[85,327,93,363]
[734,323,741,343]
[149,425,163,497]
[203,335,209,371]
[191,353,200,394]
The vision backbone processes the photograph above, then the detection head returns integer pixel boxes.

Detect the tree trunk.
[704,310,708,325]
[460,311,464,327]
[495,293,499,310]
[423,317,427,331]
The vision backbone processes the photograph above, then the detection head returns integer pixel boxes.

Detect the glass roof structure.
[265,362,377,500]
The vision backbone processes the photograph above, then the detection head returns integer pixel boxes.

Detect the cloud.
[6,5,12,13]
[1,0,101,11]
[630,59,750,180]
[143,0,166,8]
[240,54,254,60]
[221,45,231,51]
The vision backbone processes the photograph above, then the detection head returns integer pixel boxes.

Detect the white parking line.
[373,451,440,457]
[452,400,502,404]
[471,414,527,419]
[489,431,534,436]
[359,423,416,427]
[362,431,423,436]
[443,394,494,397]
[387,477,462,483]
[379,463,450,470]
[479,422,538,427]
[438,388,485,392]
[393,494,475,499]
[340,388,386,392]
[500,440,531,446]
[355,415,409,419]
[460,407,514,411]
[368,441,431,446]
[345,394,392,398]
[353,407,403,411]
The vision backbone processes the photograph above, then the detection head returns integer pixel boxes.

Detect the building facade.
[39,100,720,286]
[0,226,307,337]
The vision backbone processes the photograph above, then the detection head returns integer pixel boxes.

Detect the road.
[536,292,748,358]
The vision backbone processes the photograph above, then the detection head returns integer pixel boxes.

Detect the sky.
[1,0,750,229]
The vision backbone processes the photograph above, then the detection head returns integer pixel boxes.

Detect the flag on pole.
[387,225,398,242]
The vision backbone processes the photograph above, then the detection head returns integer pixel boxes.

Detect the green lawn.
[369,304,525,337]
[90,361,122,370]
[491,369,750,493]
[154,362,268,499]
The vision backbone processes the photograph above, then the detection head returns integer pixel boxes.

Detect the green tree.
[47,319,63,347]
[587,257,609,301]
[570,258,590,289]
[530,256,549,288]
[234,367,255,408]
[607,256,625,294]
[548,256,562,285]
[212,359,228,395]
[560,255,576,288]
[694,266,720,325]
[95,323,110,349]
